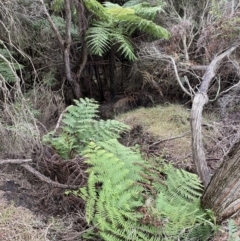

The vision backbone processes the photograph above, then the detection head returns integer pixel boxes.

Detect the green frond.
[83,0,109,21]
[86,23,112,56]
[44,98,216,241]
[118,14,170,39]
[104,2,136,17]
[227,219,240,241]
[84,0,169,60]
[111,33,137,61]
[123,0,166,19]
[130,3,164,20]
[0,48,24,83]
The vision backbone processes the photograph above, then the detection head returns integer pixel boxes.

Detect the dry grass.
[0,191,51,241]
[116,104,220,169]
[116,104,192,166]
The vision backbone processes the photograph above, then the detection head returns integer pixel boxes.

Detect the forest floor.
[0,102,239,240]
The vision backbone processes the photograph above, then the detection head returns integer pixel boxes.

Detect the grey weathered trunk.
[190,93,211,187]
[202,141,240,222]
[190,44,239,188]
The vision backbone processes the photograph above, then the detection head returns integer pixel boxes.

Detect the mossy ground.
[116,104,220,171]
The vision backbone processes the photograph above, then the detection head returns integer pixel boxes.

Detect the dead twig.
[149,131,191,147]
[21,163,80,189]
[0,159,32,165]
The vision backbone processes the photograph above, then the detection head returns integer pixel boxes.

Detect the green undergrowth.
[44,98,217,241]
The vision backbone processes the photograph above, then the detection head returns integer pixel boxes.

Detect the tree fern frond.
[104,2,135,17]
[111,33,137,61]
[83,0,109,21]
[118,13,170,39]
[86,23,112,56]
[128,3,164,20]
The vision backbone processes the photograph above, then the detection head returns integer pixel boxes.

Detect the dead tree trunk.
[190,44,239,188]
[202,141,240,222]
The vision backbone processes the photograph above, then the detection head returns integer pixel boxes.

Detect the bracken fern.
[44,98,217,240]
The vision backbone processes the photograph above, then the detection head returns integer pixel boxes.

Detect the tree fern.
[83,0,170,61]
[86,21,136,60]
[83,0,109,21]
[44,98,217,240]
[123,0,165,20]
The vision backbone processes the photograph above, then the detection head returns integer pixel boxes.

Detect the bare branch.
[0,159,32,165]
[219,80,240,97]
[149,131,191,147]
[140,45,193,97]
[200,44,240,92]
[21,164,79,189]
[38,0,64,47]
[191,43,240,187]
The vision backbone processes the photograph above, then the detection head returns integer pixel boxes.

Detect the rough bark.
[202,141,240,222]
[190,44,239,188]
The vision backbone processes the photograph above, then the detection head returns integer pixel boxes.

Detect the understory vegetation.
[44,98,217,240]
[1,0,240,240]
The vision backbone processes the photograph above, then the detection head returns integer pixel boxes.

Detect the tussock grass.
[116,104,192,166]
[116,104,220,169]
[117,104,190,137]
[0,198,49,241]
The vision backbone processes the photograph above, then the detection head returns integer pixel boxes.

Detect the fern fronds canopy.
[83,0,170,60]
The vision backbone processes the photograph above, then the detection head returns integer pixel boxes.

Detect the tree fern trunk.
[109,47,115,100]
[202,141,240,222]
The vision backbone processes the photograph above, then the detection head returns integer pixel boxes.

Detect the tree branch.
[21,164,79,189]
[149,131,190,147]
[0,159,79,189]
[38,0,64,47]
[0,159,32,165]
[191,43,240,188]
